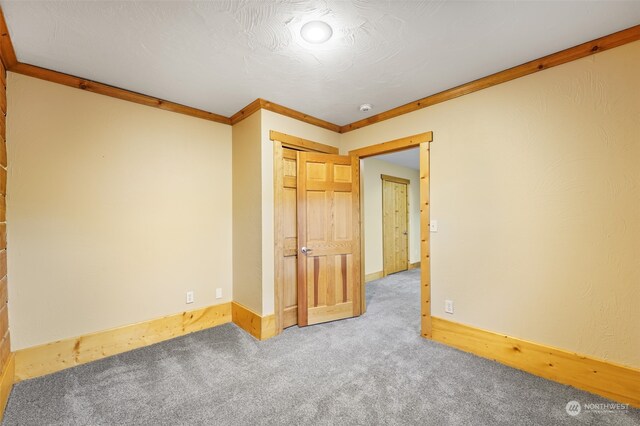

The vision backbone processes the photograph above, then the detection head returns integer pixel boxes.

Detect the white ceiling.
[372,147,419,170]
[2,1,640,125]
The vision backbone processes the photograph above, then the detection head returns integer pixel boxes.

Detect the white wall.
[341,41,640,368]
[7,73,233,350]
[362,157,420,275]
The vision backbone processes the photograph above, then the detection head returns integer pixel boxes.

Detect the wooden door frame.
[381,174,410,277]
[271,131,339,335]
[350,131,433,338]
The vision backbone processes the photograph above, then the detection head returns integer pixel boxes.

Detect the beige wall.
[232,112,262,314]
[7,73,233,350]
[341,41,640,368]
[260,110,341,315]
[362,158,420,275]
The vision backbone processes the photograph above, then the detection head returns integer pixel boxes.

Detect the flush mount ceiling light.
[300,20,333,44]
[359,103,373,112]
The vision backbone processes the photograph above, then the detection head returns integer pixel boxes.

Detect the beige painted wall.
[232,112,263,314]
[341,41,640,368]
[362,158,420,275]
[260,109,341,315]
[7,73,233,350]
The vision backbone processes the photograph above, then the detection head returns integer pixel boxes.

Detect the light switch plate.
[430,220,438,232]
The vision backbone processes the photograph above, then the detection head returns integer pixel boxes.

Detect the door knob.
[403,231,408,235]
[301,247,312,255]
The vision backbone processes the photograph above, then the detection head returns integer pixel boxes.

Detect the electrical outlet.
[186,291,194,304]
[445,299,454,314]
[215,288,222,299]
[430,220,439,232]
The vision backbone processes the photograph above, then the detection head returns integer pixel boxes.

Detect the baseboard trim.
[231,302,276,340]
[0,354,14,422]
[365,271,384,283]
[408,261,421,270]
[431,317,640,407]
[14,302,232,382]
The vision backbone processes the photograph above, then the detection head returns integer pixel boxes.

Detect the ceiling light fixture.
[300,20,333,44]
[359,103,373,112]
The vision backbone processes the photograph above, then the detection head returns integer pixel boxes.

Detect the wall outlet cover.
[445,299,454,314]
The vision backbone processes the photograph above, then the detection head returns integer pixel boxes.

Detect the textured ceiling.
[2,1,640,125]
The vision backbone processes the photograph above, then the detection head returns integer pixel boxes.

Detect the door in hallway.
[382,175,409,276]
[297,152,361,326]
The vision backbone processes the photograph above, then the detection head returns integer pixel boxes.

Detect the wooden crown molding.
[1,8,639,136]
[340,24,640,133]
[231,98,341,133]
[0,8,16,70]
[10,63,231,125]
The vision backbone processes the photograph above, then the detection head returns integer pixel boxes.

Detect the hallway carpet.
[4,269,639,425]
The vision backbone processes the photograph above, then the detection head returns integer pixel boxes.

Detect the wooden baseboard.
[431,317,640,407]
[0,354,14,422]
[231,302,276,340]
[14,302,232,381]
[365,271,384,283]
[408,261,421,270]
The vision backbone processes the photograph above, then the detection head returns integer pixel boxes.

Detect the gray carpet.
[4,269,639,425]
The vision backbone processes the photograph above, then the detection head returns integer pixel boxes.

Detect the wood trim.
[365,271,384,283]
[340,24,640,133]
[351,134,432,324]
[269,130,339,154]
[408,261,421,270]
[419,142,431,338]
[14,302,232,381]
[381,174,410,185]
[10,63,231,125]
[0,353,13,423]
[232,99,341,133]
[262,100,341,133]
[349,132,433,158]
[273,140,285,335]
[230,99,263,124]
[0,9,16,69]
[231,302,276,341]
[432,317,640,407]
[351,154,362,316]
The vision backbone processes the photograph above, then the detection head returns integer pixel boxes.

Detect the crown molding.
[1,7,639,134]
[231,98,341,133]
[339,24,640,133]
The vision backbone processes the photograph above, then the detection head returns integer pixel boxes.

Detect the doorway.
[273,130,433,338]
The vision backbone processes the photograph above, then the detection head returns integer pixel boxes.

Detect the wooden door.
[281,148,299,328]
[297,152,361,326]
[382,175,409,276]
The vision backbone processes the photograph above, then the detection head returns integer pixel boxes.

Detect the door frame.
[271,130,340,335]
[350,131,433,338]
[381,174,410,277]
[272,130,434,338]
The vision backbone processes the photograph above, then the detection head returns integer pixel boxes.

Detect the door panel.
[297,152,361,326]
[383,177,409,275]
[282,148,299,328]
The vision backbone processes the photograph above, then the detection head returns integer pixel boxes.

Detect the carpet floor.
[4,269,639,425]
